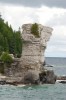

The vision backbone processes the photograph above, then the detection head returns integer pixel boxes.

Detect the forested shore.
[0,16,22,58]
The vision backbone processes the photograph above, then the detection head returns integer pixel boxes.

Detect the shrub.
[0,52,13,63]
[31,23,40,38]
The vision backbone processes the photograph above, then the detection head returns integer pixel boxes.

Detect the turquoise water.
[0,83,66,100]
[0,57,66,100]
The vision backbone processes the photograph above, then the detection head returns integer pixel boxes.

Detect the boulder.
[39,70,56,84]
[59,81,66,84]
[24,70,40,84]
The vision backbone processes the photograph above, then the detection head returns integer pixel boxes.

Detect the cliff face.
[20,24,53,72]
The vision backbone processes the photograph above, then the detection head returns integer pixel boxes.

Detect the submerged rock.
[44,64,53,67]
[56,80,66,84]
[59,81,66,84]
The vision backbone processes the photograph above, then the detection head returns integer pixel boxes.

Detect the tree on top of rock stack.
[31,23,40,38]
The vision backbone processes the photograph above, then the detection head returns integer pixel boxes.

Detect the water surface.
[0,83,66,100]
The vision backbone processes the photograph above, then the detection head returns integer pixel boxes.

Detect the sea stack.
[19,24,54,84]
[20,24,53,70]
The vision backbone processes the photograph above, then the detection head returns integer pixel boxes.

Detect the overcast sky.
[0,0,66,57]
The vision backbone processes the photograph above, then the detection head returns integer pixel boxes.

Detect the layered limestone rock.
[20,24,53,72]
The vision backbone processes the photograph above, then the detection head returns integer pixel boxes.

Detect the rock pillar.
[20,24,53,72]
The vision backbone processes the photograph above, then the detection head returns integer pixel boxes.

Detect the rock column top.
[22,24,53,45]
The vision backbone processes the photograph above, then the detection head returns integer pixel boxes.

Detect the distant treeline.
[0,17,22,57]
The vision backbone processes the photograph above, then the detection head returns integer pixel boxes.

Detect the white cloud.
[0,3,39,30]
[36,6,66,26]
[45,25,66,57]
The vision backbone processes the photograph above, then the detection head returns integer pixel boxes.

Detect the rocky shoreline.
[0,68,56,86]
[0,73,66,86]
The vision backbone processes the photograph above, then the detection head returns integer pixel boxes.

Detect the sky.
[0,0,66,57]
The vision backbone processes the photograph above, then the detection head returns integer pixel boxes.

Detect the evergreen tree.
[4,37,9,52]
[0,15,22,57]
[31,23,39,38]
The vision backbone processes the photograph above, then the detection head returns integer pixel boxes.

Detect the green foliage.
[15,31,22,57]
[0,52,13,63]
[0,16,22,57]
[31,23,40,38]
[0,64,4,74]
